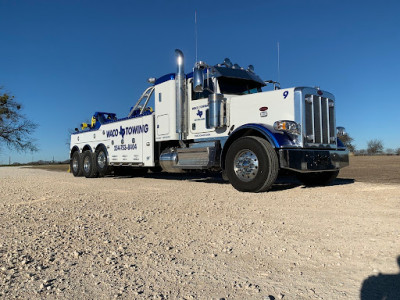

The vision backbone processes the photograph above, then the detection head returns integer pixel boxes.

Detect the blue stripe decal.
[155,73,175,85]
[155,71,205,85]
[231,123,296,148]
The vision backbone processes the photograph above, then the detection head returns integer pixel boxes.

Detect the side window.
[192,79,214,100]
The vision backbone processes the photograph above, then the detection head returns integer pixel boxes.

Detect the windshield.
[218,77,262,95]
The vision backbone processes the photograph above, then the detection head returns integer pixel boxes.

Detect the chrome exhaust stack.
[175,49,187,143]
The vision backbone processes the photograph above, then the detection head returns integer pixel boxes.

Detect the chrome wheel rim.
[97,151,106,169]
[83,156,91,173]
[72,157,79,172]
[234,149,259,182]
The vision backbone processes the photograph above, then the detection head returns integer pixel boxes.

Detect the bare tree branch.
[0,87,38,152]
[367,139,384,155]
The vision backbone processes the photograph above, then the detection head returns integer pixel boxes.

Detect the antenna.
[195,10,198,63]
[277,42,280,84]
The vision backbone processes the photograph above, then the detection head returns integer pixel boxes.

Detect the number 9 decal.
[283,91,289,99]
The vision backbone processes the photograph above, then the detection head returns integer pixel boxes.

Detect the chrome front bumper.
[279,148,349,173]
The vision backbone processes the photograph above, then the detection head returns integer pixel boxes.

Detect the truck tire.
[296,170,339,186]
[96,146,109,177]
[70,151,83,177]
[82,150,98,178]
[225,136,278,192]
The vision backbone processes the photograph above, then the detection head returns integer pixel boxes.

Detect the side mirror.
[193,68,204,93]
[336,126,346,137]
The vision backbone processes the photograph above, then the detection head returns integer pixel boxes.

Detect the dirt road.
[1,157,400,299]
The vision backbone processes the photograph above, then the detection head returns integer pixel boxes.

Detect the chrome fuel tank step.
[160,142,219,173]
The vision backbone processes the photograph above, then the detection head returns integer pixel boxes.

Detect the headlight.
[336,126,346,137]
[274,120,301,135]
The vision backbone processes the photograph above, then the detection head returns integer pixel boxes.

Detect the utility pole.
[9,156,11,165]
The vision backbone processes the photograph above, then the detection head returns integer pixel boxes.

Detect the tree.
[0,88,38,152]
[367,139,383,155]
[357,149,367,156]
[386,148,395,155]
[338,133,356,152]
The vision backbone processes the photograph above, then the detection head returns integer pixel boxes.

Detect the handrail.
[128,86,155,117]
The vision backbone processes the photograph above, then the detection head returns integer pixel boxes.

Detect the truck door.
[188,78,216,135]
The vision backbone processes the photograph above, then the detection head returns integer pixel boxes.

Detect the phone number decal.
[114,144,137,151]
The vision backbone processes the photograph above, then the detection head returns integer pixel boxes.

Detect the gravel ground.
[0,166,399,299]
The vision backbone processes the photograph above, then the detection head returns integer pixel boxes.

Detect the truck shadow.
[143,172,228,185]
[332,178,355,185]
[112,171,227,184]
[113,172,354,192]
[360,256,400,299]
[144,173,301,192]
[298,177,355,189]
[271,176,354,191]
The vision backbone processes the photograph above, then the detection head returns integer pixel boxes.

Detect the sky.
[0,0,399,164]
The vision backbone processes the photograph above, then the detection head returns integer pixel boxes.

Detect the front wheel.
[225,136,279,192]
[296,170,339,186]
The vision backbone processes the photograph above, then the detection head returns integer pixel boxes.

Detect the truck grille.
[304,95,336,146]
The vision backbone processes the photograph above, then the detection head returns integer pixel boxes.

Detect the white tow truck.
[70,49,349,192]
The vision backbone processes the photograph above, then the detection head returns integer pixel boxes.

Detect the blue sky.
[0,0,399,164]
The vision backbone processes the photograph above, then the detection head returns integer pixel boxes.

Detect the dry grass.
[339,155,400,184]
[24,164,69,172]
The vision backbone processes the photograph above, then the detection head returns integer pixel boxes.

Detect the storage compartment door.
[157,114,170,136]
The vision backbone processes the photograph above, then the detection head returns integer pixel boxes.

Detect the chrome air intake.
[208,93,225,128]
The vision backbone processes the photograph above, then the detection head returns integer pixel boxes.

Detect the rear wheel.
[296,170,339,186]
[82,150,98,178]
[70,151,83,177]
[225,136,279,192]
